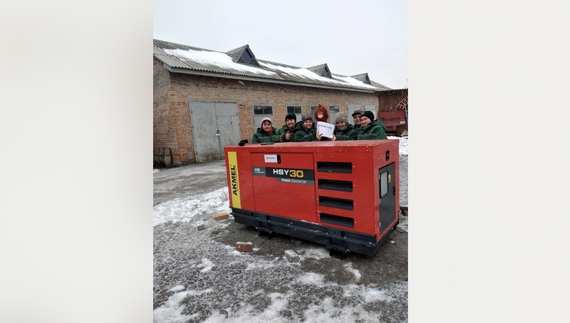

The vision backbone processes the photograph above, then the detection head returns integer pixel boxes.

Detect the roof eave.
[164,64,378,94]
[376,88,408,93]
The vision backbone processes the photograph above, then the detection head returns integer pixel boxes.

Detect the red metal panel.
[250,152,316,222]
[224,140,400,242]
[379,110,407,127]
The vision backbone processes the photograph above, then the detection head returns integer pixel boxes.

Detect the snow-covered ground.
[153,137,408,322]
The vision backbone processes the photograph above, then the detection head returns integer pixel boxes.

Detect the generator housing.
[224,140,399,257]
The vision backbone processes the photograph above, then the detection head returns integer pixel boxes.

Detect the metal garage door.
[189,101,240,163]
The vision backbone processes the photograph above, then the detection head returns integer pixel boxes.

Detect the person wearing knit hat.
[251,117,282,143]
[293,114,323,142]
[361,110,387,132]
[356,110,387,140]
[333,112,357,141]
[276,114,297,142]
[335,112,348,124]
[301,114,313,123]
[351,109,363,130]
[360,110,375,123]
[285,114,297,122]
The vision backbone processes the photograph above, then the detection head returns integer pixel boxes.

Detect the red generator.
[224,140,399,258]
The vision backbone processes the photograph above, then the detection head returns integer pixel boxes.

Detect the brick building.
[153,39,403,165]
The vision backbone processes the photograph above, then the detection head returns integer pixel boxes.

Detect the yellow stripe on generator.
[228,151,241,208]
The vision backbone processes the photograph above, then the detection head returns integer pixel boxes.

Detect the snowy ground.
[153,137,408,323]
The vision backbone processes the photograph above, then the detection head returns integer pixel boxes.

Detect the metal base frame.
[231,208,398,258]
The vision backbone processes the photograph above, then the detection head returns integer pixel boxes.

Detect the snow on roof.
[154,39,387,91]
[259,61,378,90]
[334,74,378,90]
[164,48,277,77]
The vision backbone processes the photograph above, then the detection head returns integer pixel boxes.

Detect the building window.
[322,67,331,78]
[287,106,302,114]
[241,50,253,64]
[253,105,272,115]
[253,105,274,128]
[287,105,302,122]
[310,105,317,116]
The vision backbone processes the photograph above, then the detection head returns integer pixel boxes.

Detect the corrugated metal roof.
[377,87,408,92]
[351,73,370,84]
[371,80,394,91]
[153,39,393,92]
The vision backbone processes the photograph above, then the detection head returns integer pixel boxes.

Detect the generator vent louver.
[318,179,353,192]
[317,162,352,173]
[320,213,354,228]
[319,196,354,210]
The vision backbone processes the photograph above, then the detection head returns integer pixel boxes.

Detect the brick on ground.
[213,213,229,221]
[236,242,253,252]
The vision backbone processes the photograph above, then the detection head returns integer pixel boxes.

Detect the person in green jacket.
[357,111,387,140]
[333,112,358,141]
[276,114,297,142]
[293,114,325,142]
[375,116,388,133]
[251,117,282,143]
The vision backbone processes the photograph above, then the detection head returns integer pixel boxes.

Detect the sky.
[153,0,408,89]
[153,137,408,322]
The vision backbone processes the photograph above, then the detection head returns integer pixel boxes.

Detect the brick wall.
[154,63,379,164]
[153,58,176,148]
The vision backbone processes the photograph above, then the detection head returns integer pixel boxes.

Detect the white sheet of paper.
[316,121,334,138]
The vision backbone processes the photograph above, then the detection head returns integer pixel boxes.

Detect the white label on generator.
[264,155,278,163]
